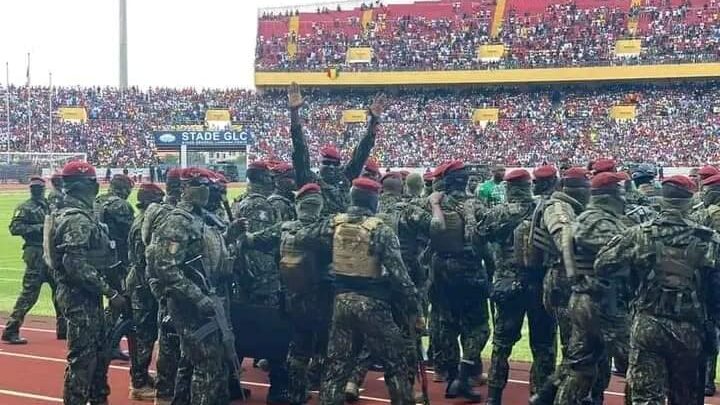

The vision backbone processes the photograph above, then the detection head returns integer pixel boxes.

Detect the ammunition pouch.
[332,215,382,279]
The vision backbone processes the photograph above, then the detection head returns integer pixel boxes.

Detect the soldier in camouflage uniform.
[150,167,230,405]
[360,157,381,181]
[207,173,230,224]
[405,173,423,201]
[690,173,720,396]
[143,167,182,405]
[95,173,135,361]
[268,162,297,222]
[596,175,720,404]
[241,183,332,405]
[555,171,631,405]
[230,160,290,402]
[478,168,557,405]
[2,177,64,344]
[127,183,165,401]
[691,165,720,212]
[288,82,385,216]
[291,177,422,405]
[48,161,126,405]
[345,172,433,400]
[427,160,491,402]
[529,167,590,405]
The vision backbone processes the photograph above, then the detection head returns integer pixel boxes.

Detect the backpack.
[279,222,318,292]
[332,214,383,278]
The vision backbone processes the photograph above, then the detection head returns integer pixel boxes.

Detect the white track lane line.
[0,388,63,403]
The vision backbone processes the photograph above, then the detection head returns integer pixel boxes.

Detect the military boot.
[528,381,558,405]
[445,361,483,403]
[1,327,27,345]
[112,348,130,362]
[486,387,503,405]
[56,317,67,340]
[344,381,360,402]
[154,397,172,405]
[129,386,156,401]
[706,352,718,396]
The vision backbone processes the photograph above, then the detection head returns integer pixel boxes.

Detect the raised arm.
[288,82,314,187]
[343,94,386,181]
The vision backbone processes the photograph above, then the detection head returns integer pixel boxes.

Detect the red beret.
[423,172,434,182]
[662,175,697,193]
[266,159,284,170]
[703,173,720,188]
[180,167,213,182]
[320,145,341,161]
[533,165,558,180]
[592,158,616,173]
[248,160,270,171]
[296,183,321,200]
[563,167,589,179]
[351,177,382,194]
[166,168,182,180]
[364,158,380,174]
[111,174,134,187]
[62,161,96,178]
[270,162,293,175]
[591,172,627,189]
[139,183,164,194]
[29,176,45,186]
[381,171,402,183]
[698,165,719,179]
[434,160,465,178]
[504,169,531,183]
[399,170,410,179]
[214,173,228,184]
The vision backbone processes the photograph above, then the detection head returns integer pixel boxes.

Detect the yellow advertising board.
[614,39,642,56]
[346,47,373,64]
[58,107,87,122]
[342,109,367,123]
[472,108,499,124]
[610,105,637,120]
[205,109,231,122]
[477,44,505,60]
[361,10,373,30]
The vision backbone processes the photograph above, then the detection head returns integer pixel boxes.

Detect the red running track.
[0,315,717,405]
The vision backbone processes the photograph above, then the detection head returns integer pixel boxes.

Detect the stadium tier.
[256,0,720,73]
[1,83,719,168]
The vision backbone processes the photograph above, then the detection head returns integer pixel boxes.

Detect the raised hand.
[369,94,387,118]
[288,82,304,110]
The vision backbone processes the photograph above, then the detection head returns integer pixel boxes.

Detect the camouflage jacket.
[290,109,379,215]
[690,203,720,231]
[52,195,116,300]
[143,196,178,246]
[151,201,216,329]
[95,191,134,265]
[293,206,420,316]
[47,189,64,212]
[231,191,281,305]
[572,196,628,294]
[127,210,147,291]
[268,193,296,223]
[596,210,720,323]
[542,191,585,270]
[10,197,49,247]
[378,193,432,269]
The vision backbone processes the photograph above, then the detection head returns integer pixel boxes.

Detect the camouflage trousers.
[488,282,557,393]
[430,280,491,378]
[57,287,110,405]
[173,328,228,405]
[320,292,414,405]
[286,288,333,404]
[627,313,703,405]
[706,326,718,390]
[155,300,181,401]
[543,266,572,385]
[129,285,158,388]
[555,292,630,405]
[4,246,64,335]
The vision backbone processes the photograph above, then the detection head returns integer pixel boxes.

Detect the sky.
[0,0,348,89]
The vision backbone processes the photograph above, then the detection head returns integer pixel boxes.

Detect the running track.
[0,316,718,405]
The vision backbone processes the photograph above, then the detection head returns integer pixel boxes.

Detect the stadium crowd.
[255,0,720,71]
[1,82,719,168]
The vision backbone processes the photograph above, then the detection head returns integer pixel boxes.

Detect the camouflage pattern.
[293,206,421,405]
[47,188,65,212]
[290,108,379,216]
[231,189,280,307]
[428,192,491,380]
[3,196,64,337]
[555,195,629,405]
[51,194,116,405]
[246,220,334,404]
[151,200,228,405]
[540,191,585,384]
[478,193,557,394]
[142,197,180,400]
[269,193,296,222]
[595,207,720,404]
[126,209,158,389]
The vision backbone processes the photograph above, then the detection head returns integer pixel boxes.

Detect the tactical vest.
[44,208,115,272]
[430,201,466,254]
[498,203,535,268]
[332,214,382,278]
[142,202,173,246]
[636,223,707,322]
[279,222,318,292]
[528,199,551,268]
